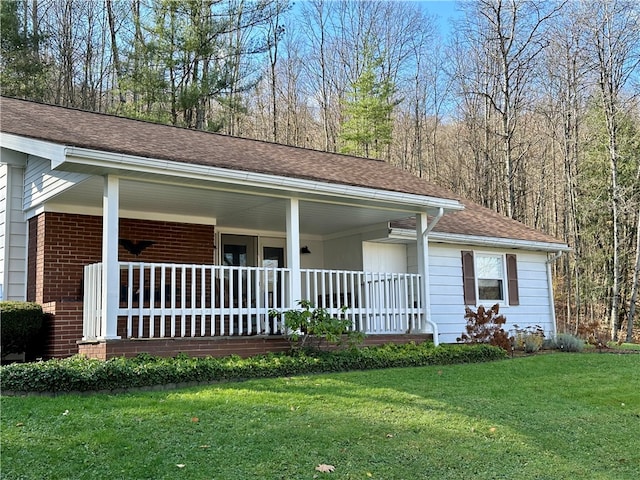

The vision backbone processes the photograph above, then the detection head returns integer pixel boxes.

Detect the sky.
[418,0,464,38]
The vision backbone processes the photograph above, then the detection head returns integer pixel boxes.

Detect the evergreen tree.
[339,49,396,158]
[0,1,49,100]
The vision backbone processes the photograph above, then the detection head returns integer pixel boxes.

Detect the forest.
[1,0,638,342]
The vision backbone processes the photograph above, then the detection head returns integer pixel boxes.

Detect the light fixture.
[300,246,311,254]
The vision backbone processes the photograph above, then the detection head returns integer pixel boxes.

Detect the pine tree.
[0,1,49,100]
[339,49,395,159]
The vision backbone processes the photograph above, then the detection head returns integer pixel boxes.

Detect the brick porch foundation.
[78,334,433,360]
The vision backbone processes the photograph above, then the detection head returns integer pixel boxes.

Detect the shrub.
[0,301,44,360]
[550,333,585,352]
[0,343,507,394]
[511,324,545,353]
[270,300,364,351]
[458,304,512,352]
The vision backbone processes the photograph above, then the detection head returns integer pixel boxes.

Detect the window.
[461,251,519,306]
[476,254,505,302]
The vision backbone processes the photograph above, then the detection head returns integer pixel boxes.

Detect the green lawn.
[2,353,639,479]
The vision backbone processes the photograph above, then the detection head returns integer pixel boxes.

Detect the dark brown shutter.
[506,254,519,306]
[461,250,476,305]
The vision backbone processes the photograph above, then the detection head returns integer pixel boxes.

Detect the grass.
[2,353,639,480]
[608,342,640,351]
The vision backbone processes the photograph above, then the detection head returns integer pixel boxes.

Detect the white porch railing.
[83,263,425,340]
[301,269,424,334]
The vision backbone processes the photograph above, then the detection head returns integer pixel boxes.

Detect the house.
[0,97,570,359]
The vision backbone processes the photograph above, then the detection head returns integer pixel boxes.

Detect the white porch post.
[286,198,301,307]
[416,211,439,345]
[100,175,121,339]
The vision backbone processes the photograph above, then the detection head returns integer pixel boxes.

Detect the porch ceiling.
[48,177,422,237]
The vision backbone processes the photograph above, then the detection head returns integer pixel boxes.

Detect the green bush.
[270,300,364,351]
[0,343,507,394]
[0,301,44,360]
[550,333,585,352]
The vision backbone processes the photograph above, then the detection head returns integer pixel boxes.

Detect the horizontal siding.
[0,165,6,298]
[427,243,554,344]
[23,155,90,210]
[1,165,28,299]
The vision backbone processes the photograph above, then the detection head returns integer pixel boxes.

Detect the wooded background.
[2,0,638,342]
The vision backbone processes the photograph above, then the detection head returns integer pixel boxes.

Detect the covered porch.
[71,171,456,356]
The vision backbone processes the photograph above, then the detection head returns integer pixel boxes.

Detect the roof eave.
[60,146,465,212]
[390,228,571,252]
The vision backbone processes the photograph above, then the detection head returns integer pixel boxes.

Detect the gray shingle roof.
[1,96,565,247]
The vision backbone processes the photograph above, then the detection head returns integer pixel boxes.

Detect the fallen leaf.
[437,370,443,375]
[15,422,24,427]
[191,417,199,423]
[199,445,210,449]
[315,464,335,473]
[176,464,185,468]
[489,427,496,433]
[367,472,373,477]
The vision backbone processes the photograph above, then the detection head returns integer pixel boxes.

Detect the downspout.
[421,208,444,346]
[546,251,564,338]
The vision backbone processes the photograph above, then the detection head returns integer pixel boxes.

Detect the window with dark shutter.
[506,253,519,306]
[461,250,476,305]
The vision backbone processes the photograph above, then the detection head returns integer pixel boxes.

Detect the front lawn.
[2,353,639,479]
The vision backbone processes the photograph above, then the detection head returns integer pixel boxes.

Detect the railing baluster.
[160,264,166,338]
[149,264,156,338]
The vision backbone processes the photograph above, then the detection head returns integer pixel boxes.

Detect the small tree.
[270,300,364,351]
[458,303,512,352]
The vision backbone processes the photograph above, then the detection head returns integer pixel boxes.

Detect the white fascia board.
[0,134,67,165]
[63,147,464,212]
[390,228,571,252]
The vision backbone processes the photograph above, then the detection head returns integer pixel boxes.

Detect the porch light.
[300,246,311,254]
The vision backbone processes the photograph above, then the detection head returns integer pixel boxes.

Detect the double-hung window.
[461,251,519,306]
[476,254,505,302]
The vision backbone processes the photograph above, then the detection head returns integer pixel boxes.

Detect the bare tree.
[585,0,640,340]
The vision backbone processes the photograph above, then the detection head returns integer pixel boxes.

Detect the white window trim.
[473,251,509,307]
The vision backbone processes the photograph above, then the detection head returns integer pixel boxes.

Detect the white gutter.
[546,251,564,337]
[390,228,571,253]
[62,146,465,212]
[419,208,444,346]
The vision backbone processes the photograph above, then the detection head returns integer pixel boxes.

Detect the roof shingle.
[0,96,566,247]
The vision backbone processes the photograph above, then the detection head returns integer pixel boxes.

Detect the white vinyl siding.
[0,164,28,300]
[23,155,90,211]
[427,243,554,344]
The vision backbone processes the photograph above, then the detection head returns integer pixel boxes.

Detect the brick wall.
[77,334,432,360]
[29,212,216,357]
[41,301,84,358]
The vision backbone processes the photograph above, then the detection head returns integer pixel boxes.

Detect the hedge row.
[0,301,44,359]
[0,342,506,394]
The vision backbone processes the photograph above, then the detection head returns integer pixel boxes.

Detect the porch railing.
[83,262,425,340]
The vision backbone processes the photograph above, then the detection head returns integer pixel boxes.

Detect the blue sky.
[418,0,463,38]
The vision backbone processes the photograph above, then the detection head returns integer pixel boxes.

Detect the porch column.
[100,175,121,339]
[286,198,302,305]
[416,212,439,345]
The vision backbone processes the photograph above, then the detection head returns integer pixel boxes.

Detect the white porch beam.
[100,175,121,339]
[417,212,439,345]
[286,198,301,305]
